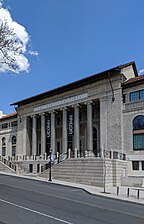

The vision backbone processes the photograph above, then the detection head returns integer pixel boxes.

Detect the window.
[2,137,6,157]
[133,116,144,150]
[133,134,144,150]
[12,136,16,145]
[12,136,16,156]
[133,116,144,130]
[132,161,139,170]
[12,146,16,156]
[2,123,8,129]
[130,89,144,102]
[2,147,6,156]
[140,90,144,100]
[2,137,6,146]
[142,161,144,170]
[11,121,17,127]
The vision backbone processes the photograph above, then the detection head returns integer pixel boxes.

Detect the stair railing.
[0,156,16,172]
[40,152,68,173]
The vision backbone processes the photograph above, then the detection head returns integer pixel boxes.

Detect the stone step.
[40,158,105,186]
[0,162,15,173]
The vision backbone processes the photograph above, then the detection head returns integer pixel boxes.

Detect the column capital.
[50,110,58,114]
[74,103,80,108]
[31,114,38,118]
[60,107,67,111]
[84,100,93,105]
[88,100,93,105]
[40,112,46,116]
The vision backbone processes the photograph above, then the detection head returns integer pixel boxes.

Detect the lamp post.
[49,148,52,181]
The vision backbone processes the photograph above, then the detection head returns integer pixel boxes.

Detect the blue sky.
[1,0,144,114]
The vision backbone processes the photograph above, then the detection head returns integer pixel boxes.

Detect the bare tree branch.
[0,20,23,72]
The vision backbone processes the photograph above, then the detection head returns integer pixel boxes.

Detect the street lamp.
[48,148,52,181]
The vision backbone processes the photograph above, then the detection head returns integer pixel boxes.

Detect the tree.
[0,20,30,73]
[0,21,19,72]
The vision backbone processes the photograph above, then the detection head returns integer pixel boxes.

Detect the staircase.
[0,161,16,173]
[40,157,104,187]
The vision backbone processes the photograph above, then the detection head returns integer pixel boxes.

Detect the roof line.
[0,112,17,121]
[11,61,137,107]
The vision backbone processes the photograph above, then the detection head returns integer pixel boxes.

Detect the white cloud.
[0,3,35,74]
[138,69,144,76]
[28,50,39,56]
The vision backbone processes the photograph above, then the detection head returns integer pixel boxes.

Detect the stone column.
[100,97,108,152]
[41,113,46,155]
[23,116,27,156]
[62,108,68,154]
[87,101,93,153]
[16,116,23,156]
[51,111,56,155]
[32,115,37,155]
[139,161,142,171]
[74,104,80,152]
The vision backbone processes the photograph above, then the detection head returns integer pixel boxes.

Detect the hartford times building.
[1,61,144,187]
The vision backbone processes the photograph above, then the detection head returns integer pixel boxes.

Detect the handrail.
[0,156,16,172]
[40,152,68,173]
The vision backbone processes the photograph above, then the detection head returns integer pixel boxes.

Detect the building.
[0,61,144,186]
[0,112,17,157]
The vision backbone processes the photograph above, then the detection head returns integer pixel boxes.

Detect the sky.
[1,0,144,114]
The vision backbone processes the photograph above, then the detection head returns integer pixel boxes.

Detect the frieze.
[33,93,88,112]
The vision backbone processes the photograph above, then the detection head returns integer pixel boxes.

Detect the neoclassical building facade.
[0,61,144,179]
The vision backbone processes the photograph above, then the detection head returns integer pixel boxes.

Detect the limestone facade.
[1,61,144,178]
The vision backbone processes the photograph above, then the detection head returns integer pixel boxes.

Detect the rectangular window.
[12,146,16,156]
[142,161,144,170]
[132,161,139,170]
[140,90,144,100]
[11,121,17,127]
[2,123,8,129]
[133,134,144,150]
[2,147,6,156]
[130,89,144,102]
[130,91,139,102]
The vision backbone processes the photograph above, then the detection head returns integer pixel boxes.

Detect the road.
[0,174,144,224]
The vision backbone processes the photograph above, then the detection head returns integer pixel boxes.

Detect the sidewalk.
[0,171,144,205]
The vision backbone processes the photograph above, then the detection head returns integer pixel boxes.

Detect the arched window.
[12,136,16,156]
[133,116,144,150]
[133,116,144,130]
[12,136,16,145]
[2,137,6,156]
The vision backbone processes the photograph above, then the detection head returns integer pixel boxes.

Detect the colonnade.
[22,101,95,157]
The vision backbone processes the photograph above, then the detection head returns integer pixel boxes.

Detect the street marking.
[0,198,73,224]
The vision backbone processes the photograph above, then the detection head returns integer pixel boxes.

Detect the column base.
[85,150,95,157]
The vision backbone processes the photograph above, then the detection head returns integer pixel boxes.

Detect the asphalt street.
[0,174,144,224]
